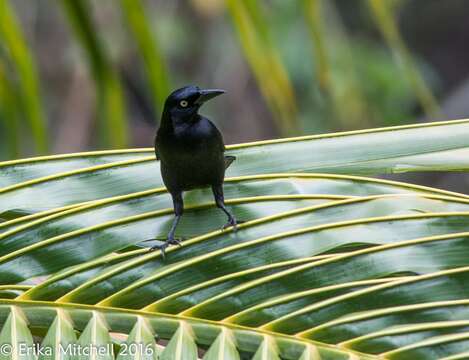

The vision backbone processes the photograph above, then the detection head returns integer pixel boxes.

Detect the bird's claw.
[149,237,183,258]
[222,218,245,232]
[222,219,236,231]
[168,238,183,247]
[149,242,168,259]
[152,236,187,243]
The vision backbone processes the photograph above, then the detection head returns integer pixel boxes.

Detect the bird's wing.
[224,155,236,169]
[154,131,160,160]
[205,118,228,153]
[206,119,235,169]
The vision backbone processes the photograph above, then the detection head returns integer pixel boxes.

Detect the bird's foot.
[149,242,169,258]
[222,218,245,232]
[168,238,183,247]
[149,237,183,259]
[152,236,187,244]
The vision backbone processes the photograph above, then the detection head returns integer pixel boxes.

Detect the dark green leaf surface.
[298,265,469,343]
[99,212,469,310]
[34,195,469,306]
[0,196,324,284]
[179,233,469,324]
[343,321,469,355]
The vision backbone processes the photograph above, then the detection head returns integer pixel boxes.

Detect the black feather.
[224,155,236,169]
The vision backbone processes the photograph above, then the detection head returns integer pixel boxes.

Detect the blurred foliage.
[227,0,299,135]
[366,0,441,118]
[301,0,370,129]
[0,0,48,153]
[61,0,129,148]
[0,63,20,157]
[0,0,442,158]
[119,0,171,109]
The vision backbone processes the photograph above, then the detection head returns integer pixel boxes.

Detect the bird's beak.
[195,89,225,104]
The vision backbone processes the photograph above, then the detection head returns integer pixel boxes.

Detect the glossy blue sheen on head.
[165,85,201,107]
[162,86,202,123]
[163,85,225,123]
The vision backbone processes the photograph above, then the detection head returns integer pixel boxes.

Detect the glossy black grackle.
[151,85,238,256]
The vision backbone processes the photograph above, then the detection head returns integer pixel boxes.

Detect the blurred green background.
[0,0,467,159]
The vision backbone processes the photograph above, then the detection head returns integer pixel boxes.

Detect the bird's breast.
[158,143,224,191]
[155,119,225,191]
[158,123,216,157]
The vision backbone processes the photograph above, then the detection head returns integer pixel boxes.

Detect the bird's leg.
[212,185,238,231]
[150,191,184,257]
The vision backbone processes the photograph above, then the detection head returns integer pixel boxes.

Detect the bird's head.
[162,85,225,123]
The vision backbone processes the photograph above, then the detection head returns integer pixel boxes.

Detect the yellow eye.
[180,100,188,108]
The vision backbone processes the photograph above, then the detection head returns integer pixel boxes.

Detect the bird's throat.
[173,113,200,128]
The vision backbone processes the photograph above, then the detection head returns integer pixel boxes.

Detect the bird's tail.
[224,155,236,169]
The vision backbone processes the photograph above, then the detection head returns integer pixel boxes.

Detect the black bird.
[152,85,238,256]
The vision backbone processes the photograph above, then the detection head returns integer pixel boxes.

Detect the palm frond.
[0,120,468,358]
[0,300,375,359]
